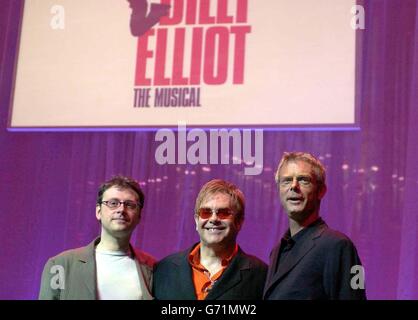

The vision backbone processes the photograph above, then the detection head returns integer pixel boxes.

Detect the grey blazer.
[39,237,156,300]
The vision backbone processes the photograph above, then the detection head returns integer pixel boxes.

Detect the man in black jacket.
[153,179,267,300]
[264,152,366,300]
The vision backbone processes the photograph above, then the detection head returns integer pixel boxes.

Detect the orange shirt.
[188,243,238,300]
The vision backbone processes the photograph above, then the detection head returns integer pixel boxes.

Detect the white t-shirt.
[95,248,148,300]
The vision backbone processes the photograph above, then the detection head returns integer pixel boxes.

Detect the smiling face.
[278,160,326,223]
[194,192,243,249]
[96,186,141,239]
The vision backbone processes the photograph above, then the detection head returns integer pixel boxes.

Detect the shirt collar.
[282,217,323,244]
[188,243,239,269]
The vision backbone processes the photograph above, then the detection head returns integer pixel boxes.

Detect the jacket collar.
[206,246,250,300]
[171,243,252,300]
[264,218,327,297]
[75,237,100,298]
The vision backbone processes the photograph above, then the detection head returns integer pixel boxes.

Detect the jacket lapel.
[77,238,99,299]
[172,251,198,300]
[265,220,327,295]
[272,234,315,284]
[205,248,248,300]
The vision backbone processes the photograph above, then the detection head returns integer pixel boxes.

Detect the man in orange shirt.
[153,179,267,300]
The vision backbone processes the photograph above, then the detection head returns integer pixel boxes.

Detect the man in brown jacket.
[39,175,155,300]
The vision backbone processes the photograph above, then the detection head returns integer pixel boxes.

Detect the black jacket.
[263,218,366,300]
[153,244,267,300]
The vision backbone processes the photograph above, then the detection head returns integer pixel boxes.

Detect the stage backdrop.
[0,0,417,300]
[9,0,357,130]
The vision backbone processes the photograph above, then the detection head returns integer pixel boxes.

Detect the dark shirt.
[274,218,323,276]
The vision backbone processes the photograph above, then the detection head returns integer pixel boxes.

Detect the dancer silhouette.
[128,0,170,37]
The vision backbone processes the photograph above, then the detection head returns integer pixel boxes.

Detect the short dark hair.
[194,179,245,221]
[96,175,144,208]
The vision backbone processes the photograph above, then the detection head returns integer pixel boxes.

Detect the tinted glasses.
[197,207,234,219]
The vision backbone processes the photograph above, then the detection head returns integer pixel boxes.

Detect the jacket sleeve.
[38,258,62,300]
[323,238,367,300]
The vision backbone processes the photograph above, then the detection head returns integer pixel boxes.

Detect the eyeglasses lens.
[198,208,233,219]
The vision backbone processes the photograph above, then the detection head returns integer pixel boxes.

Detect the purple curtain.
[0,0,417,299]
